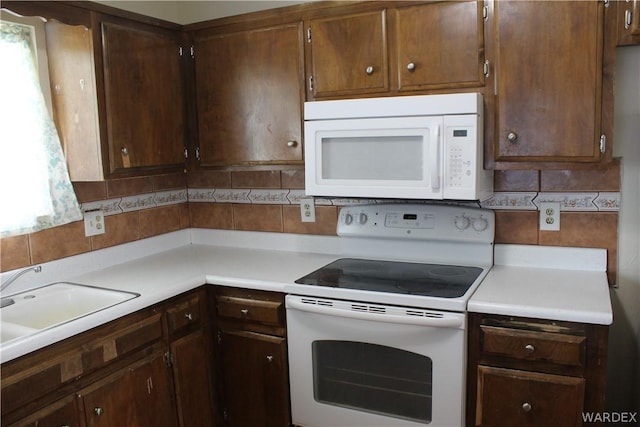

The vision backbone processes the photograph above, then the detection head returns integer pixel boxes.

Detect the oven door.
[286,295,466,427]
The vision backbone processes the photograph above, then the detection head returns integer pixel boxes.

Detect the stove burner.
[295,258,483,299]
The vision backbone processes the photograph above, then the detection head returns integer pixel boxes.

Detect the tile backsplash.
[0,162,620,284]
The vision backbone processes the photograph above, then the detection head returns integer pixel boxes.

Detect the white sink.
[0,282,139,343]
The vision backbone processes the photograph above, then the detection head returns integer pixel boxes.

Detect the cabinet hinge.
[223,408,229,422]
[483,4,489,20]
[309,75,314,92]
[179,46,183,57]
[184,147,188,159]
[603,0,610,7]
[217,330,222,344]
[483,60,490,78]
[190,45,195,59]
[600,134,606,153]
[307,27,312,43]
[195,147,201,161]
[163,351,173,367]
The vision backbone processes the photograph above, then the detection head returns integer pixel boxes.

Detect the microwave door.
[304,116,444,200]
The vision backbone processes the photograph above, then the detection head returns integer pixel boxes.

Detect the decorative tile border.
[480,191,620,212]
[80,189,187,216]
[80,188,620,215]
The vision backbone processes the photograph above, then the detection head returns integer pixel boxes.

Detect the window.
[0,12,82,237]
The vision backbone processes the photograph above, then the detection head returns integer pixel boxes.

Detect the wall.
[607,45,640,414]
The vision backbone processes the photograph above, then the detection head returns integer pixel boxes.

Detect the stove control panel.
[337,204,494,243]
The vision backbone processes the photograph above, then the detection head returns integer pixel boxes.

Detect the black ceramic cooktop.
[295,258,483,298]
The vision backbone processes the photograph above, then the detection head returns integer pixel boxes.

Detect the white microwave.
[303,93,493,201]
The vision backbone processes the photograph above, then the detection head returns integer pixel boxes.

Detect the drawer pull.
[524,344,535,353]
[184,313,193,321]
[522,402,532,412]
[94,407,104,416]
[240,309,249,315]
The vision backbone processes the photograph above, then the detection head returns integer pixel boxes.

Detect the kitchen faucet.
[1,265,42,293]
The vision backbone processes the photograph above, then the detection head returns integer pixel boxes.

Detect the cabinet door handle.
[240,308,249,315]
[522,402,532,412]
[524,344,535,353]
[184,313,193,321]
[287,140,298,148]
[94,407,104,416]
[365,66,374,75]
[507,131,519,143]
[266,355,273,363]
[406,62,416,72]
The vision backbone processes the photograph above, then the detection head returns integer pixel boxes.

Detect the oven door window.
[312,340,433,424]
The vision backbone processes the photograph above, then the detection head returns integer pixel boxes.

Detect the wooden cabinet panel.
[308,10,388,97]
[490,0,605,163]
[80,351,177,427]
[393,1,484,91]
[7,394,80,427]
[480,325,586,367]
[617,0,640,45]
[476,366,585,427]
[101,19,186,175]
[194,23,304,167]
[171,329,216,427]
[216,295,283,326]
[219,329,289,427]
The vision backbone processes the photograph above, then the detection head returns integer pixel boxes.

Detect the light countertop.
[0,231,613,363]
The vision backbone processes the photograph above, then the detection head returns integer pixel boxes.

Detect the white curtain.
[0,21,82,237]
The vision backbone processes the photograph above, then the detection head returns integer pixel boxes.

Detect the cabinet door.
[617,0,640,45]
[308,11,388,97]
[194,23,304,167]
[80,351,177,427]
[8,395,81,427]
[219,329,290,427]
[476,366,585,427]
[491,1,605,163]
[171,330,216,427]
[393,1,485,91]
[101,19,186,175]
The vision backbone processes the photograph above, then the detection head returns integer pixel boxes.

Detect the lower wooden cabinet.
[1,287,217,427]
[214,286,291,427]
[80,350,176,427]
[467,313,609,427]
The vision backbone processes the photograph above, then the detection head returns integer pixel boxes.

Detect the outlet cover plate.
[539,202,560,231]
[84,210,105,236]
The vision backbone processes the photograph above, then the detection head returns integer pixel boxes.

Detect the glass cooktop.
[295,258,483,298]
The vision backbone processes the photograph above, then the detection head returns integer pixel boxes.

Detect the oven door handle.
[286,299,464,329]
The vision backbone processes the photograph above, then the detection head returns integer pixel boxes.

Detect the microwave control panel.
[445,126,475,190]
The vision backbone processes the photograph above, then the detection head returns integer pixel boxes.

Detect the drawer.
[166,294,202,336]
[480,325,586,367]
[216,295,283,327]
[476,365,585,427]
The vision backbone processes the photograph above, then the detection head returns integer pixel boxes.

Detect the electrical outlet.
[300,197,316,223]
[539,202,560,231]
[84,210,106,236]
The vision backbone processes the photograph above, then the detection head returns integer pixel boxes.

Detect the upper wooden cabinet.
[617,0,640,45]
[306,1,486,99]
[192,22,304,167]
[99,16,187,176]
[391,1,485,92]
[486,0,614,168]
[307,10,389,97]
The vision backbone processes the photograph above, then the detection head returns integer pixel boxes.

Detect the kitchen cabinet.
[213,286,290,427]
[1,288,216,427]
[192,22,304,167]
[617,0,640,45]
[99,15,187,176]
[306,1,485,98]
[485,0,614,167]
[466,313,609,427]
[79,350,176,427]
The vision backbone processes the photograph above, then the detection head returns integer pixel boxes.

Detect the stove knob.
[357,213,368,225]
[344,213,354,225]
[454,215,470,230]
[472,217,489,232]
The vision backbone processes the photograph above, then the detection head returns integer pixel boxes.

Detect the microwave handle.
[430,124,440,190]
